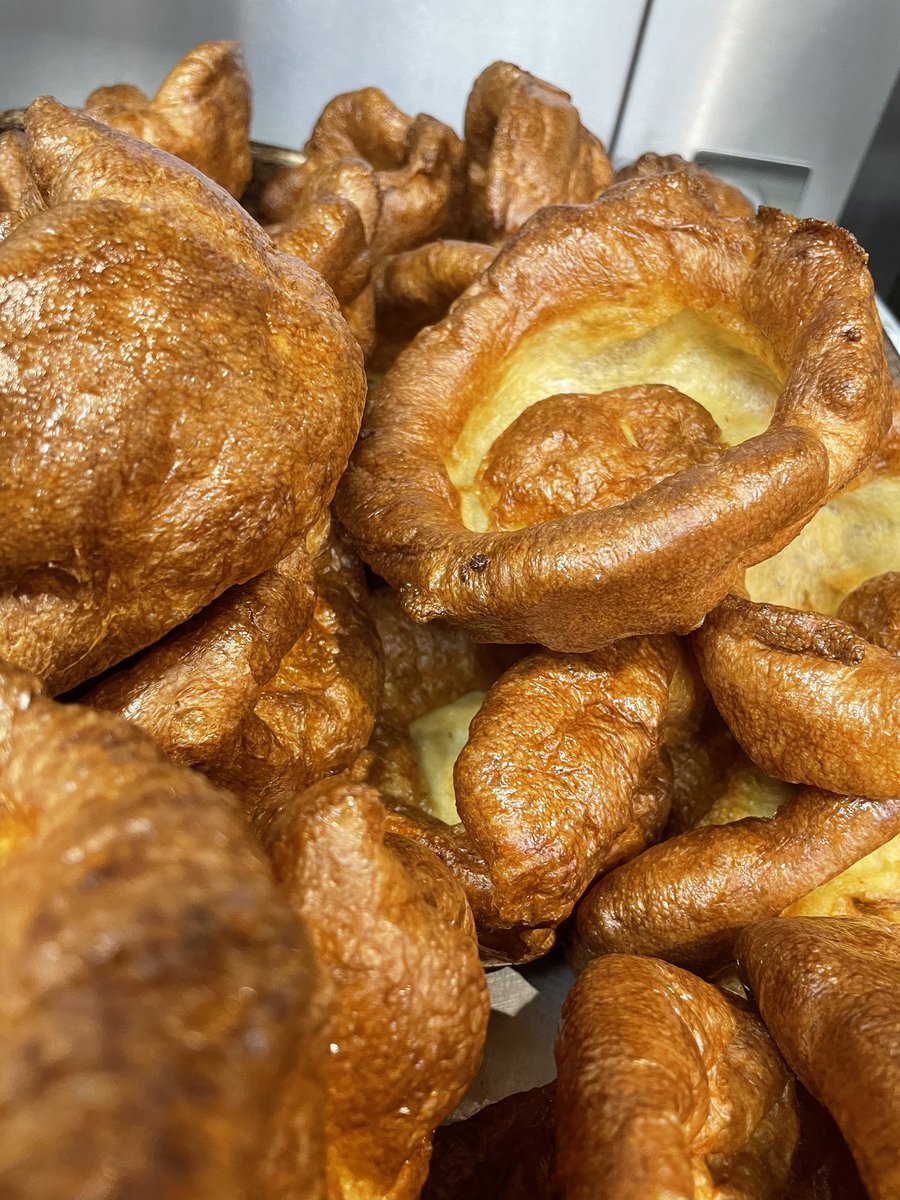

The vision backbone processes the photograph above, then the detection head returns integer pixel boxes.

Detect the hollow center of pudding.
[745,473,900,615]
[448,308,782,531]
[783,834,900,921]
[695,758,797,827]
[473,384,725,531]
[408,690,485,824]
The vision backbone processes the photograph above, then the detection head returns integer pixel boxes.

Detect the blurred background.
[2,0,898,309]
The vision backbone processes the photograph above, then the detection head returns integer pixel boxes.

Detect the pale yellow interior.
[696,760,796,827]
[408,690,485,825]
[783,833,900,920]
[446,309,784,531]
[745,474,900,614]
[693,759,900,919]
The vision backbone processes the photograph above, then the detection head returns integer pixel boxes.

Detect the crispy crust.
[266,776,489,1200]
[838,571,900,655]
[259,87,466,256]
[0,662,321,1198]
[85,40,252,196]
[88,536,382,830]
[737,917,900,1200]
[554,955,798,1199]
[0,100,365,692]
[475,384,725,528]
[0,129,29,213]
[695,594,900,797]
[372,239,496,370]
[464,62,613,243]
[452,637,681,926]
[336,175,891,650]
[370,587,509,728]
[572,783,900,972]
[614,151,753,217]
[270,159,377,355]
[83,545,315,762]
[365,591,689,938]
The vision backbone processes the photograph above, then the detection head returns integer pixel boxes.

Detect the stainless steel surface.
[450,957,574,1122]
[0,0,647,148]
[612,0,900,220]
[841,71,900,302]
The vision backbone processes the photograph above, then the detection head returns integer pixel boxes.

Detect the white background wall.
[0,0,647,148]
[2,0,898,220]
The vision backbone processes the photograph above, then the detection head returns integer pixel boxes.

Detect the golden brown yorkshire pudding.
[737,917,900,1200]
[266,775,489,1200]
[0,129,28,209]
[449,636,688,927]
[366,591,696,934]
[694,595,900,798]
[423,1080,865,1200]
[614,151,753,217]
[84,40,252,196]
[778,574,900,924]
[554,955,798,1199]
[364,586,513,820]
[697,401,900,794]
[0,99,365,694]
[270,159,378,355]
[464,61,613,244]
[572,741,900,972]
[0,661,322,1199]
[336,175,891,650]
[839,570,900,654]
[86,533,382,819]
[258,87,466,256]
[371,238,496,371]
[363,592,547,959]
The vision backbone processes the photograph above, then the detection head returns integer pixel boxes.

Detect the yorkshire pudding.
[464,61,613,244]
[699,411,900,795]
[0,661,320,1198]
[0,99,365,693]
[258,87,466,256]
[0,129,28,214]
[776,572,900,924]
[270,159,378,355]
[86,533,382,818]
[614,151,753,217]
[337,175,891,650]
[572,739,900,972]
[265,775,489,1200]
[737,916,900,1200]
[694,594,900,798]
[371,238,496,370]
[365,592,696,938]
[84,40,252,196]
[554,954,798,1199]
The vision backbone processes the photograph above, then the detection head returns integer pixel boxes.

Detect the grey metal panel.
[0,0,648,147]
[841,71,900,299]
[612,0,900,220]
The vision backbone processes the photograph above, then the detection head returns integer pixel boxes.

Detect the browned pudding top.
[0,98,365,693]
[476,384,725,529]
[464,61,613,243]
[85,40,252,196]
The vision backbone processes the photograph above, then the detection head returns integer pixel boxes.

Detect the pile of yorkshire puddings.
[1,38,899,1200]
